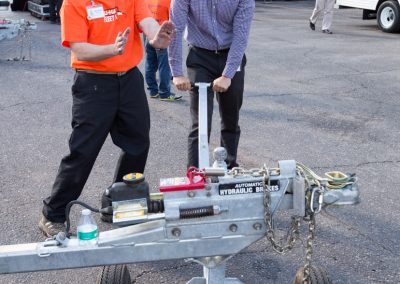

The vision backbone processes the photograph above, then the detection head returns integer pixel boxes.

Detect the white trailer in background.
[336,0,400,32]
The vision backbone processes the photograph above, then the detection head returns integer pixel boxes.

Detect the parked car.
[336,0,400,33]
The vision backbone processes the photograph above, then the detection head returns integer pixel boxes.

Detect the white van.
[336,0,400,32]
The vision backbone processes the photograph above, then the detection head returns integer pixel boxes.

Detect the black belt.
[190,45,230,55]
[76,67,133,77]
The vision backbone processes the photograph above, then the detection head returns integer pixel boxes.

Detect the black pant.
[186,46,246,169]
[43,67,150,222]
[49,0,63,22]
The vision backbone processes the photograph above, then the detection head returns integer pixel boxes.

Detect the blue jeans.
[144,39,172,98]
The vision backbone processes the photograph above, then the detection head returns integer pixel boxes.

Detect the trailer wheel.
[97,265,131,284]
[377,0,400,33]
[292,265,332,284]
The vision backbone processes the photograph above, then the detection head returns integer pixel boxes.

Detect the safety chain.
[299,212,315,284]
[229,166,280,178]
[236,164,323,283]
[301,186,323,284]
[262,169,301,254]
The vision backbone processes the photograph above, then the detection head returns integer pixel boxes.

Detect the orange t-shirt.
[60,0,151,72]
[145,0,170,24]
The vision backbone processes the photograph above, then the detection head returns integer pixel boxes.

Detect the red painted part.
[159,167,207,192]
[159,180,206,192]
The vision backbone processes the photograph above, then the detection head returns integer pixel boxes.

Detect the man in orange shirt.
[145,0,181,101]
[39,0,175,237]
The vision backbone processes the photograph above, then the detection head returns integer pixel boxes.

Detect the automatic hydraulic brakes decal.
[219,180,280,196]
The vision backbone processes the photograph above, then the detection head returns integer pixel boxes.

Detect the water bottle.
[77,209,98,246]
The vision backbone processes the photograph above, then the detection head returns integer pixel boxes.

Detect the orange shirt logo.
[104,8,119,23]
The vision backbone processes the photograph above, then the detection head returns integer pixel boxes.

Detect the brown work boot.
[38,214,65,238]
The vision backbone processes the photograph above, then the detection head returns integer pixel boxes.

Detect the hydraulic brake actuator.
[0,153,359,284]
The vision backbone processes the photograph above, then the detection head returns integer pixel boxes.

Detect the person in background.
[38,0,175,237]
[144,0,182,101]
[309,0,335,34]
[168,0,255,170]
[49,0,63,24]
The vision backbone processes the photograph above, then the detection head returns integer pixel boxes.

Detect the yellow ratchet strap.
[296,163,356,190]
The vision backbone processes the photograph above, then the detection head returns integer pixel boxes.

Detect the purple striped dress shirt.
[168,0,255,79]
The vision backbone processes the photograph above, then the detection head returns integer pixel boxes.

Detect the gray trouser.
[310,0,335,30]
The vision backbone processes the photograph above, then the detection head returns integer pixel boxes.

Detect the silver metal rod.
[196,82,211,169]
[0,233,261,274]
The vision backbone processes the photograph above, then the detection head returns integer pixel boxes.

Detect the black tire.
[293,265,332,284]
[377,1,400,33]
[97,265,131,284]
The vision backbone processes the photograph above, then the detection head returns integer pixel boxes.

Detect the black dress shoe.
[322,29,333,34]
[309,20,315,31]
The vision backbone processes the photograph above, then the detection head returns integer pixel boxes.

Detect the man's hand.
[149,21,176,49]
[213,76,231,93]
[114,27,130,55]
[173,76,192,91]
[70,27,130,62]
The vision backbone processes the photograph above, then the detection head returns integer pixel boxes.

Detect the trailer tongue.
[0,83,360,284]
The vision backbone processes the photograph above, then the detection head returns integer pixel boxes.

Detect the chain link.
[301,186,323,284]
[302,212,316,284]
[229,166,280,178]
[234,164,321,284]
[262,171,301,254]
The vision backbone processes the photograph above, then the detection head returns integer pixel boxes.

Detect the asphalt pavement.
[1,1,399,283]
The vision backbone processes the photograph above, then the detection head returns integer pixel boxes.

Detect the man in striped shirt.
[168,0,255,169]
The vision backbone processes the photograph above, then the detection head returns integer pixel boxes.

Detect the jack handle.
[191,82,214,90]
